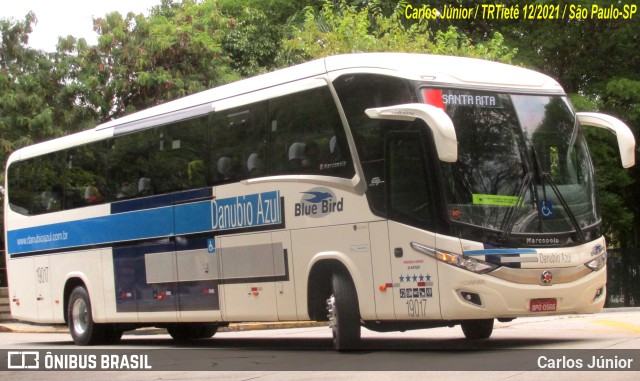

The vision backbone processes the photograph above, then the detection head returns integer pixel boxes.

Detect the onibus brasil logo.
[294,187,344,218]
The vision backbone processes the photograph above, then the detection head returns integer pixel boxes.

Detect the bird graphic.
[301,191,333,203]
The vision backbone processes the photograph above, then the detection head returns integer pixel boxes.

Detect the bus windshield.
[426,89,598,238]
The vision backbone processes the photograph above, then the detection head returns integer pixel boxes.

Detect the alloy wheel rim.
[72,298,88,335]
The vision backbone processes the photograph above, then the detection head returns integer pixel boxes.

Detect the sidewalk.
[0,320,327,335]
[2,308,638,335]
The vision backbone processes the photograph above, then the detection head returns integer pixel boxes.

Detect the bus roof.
[96,53,563,132]
[6,53,564,163]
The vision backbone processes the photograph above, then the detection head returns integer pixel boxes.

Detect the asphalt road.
[1,309,640,380]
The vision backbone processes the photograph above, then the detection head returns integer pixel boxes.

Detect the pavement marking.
[591,319,640,334]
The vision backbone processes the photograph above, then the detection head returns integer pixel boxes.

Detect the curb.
[0,321,328,335]
[1,307,637,335]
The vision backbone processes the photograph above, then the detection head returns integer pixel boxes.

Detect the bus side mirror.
[577,112,636,168]
[365,103,458,162]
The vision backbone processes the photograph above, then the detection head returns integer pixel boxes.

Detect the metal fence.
[606,248,640,307]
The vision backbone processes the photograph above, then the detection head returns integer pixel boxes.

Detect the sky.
[1,0,162,52]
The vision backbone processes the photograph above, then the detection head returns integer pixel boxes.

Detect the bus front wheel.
[327,271,361,351]
[68,286,106,345]
[461,319,494,340]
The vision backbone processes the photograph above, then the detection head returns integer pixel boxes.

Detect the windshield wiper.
[498,172,532,242]
[541,172,586,242]
[499,142,538,242]
[527,139,585,243]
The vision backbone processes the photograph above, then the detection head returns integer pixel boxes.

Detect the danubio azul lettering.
[211,191,281,231]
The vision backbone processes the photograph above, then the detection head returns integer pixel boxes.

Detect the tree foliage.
[57,0,239,123]
[1,13,63,157]
[277,0,516,65]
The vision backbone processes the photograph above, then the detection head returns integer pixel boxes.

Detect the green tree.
[277,0,516,66]
[0,13,66,158]
[58,0,238,122]
[221,6,282,76]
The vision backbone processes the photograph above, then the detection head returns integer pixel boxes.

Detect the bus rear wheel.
[68,285,107,345]
[327,271,361,351]
[461,319,494,340]
[167,324,218,341]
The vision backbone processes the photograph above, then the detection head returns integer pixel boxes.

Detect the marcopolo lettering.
[294,187,344,218]
[526,237,560,245]
[211,191,281,231]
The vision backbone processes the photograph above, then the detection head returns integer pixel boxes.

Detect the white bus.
[3,53,636,350]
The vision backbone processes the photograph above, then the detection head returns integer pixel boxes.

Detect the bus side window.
[30,153,65,215]
[7,160,38,215]
[385,129,435,229]
[66,142,107,208]
[155,116,208,193]
[210,102,268,185]
[108,129,157,200]
[268,86,354,178]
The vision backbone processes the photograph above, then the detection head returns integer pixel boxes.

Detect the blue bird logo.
[301,191,333,203]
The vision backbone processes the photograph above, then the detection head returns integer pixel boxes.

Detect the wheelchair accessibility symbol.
[539,200,554,218]
[207,238,216,253]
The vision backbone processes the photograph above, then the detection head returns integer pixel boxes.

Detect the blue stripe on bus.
[7,207,175,255]
[7,190,282,255]
[464,249,538,256]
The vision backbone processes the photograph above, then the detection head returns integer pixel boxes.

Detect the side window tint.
[33,153,65,214]
[269,86,354,178]
[333,74,416,160]
[386,130,434,229]
[7,160,38,215]
[155,116,208,193]
[108,129,156,200]
[210,102,268,184]
[66,142,107,209]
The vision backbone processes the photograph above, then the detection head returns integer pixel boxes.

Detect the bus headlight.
[586,252,607,271]
[411,241,498,274]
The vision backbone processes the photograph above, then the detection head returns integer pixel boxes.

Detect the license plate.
[530,298,557,312]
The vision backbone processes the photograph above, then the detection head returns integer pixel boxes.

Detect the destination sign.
[442,93,503,108]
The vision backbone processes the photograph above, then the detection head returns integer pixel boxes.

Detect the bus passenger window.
[269,86,353,178]
[7,159,40,215]
[155,116,208,193]
[108,129,156,200]
[30,153,65,214]
[210,102,268,184]
[66,142,107,208]
[386,130,435,229]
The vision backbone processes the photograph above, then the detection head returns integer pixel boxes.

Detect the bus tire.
[167,324,218,341]
[327,271,361,351]
[68,286,105,345]
[461,319,494,340]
